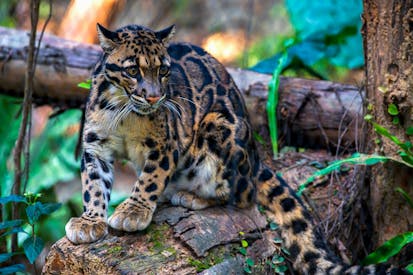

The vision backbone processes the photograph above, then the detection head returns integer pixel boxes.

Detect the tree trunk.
[0,26,362,151]
[362,0,413,252]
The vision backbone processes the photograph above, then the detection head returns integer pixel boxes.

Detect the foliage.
[266,40,293,157]
[361,232,413,266]
[251,0,363,78]
[297,153,389,195]
[0,192,61,273]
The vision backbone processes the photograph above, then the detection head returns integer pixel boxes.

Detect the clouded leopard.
[65,23,407,274]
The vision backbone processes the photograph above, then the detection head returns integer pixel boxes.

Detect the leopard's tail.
[255,164,407,274]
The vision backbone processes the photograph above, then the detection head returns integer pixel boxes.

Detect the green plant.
[0,192,61,274]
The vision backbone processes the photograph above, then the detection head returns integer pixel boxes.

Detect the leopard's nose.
[146,96,161,105]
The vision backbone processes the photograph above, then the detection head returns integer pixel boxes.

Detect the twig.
[11,0,40,254]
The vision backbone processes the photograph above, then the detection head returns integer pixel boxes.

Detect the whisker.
[164,101,181,119]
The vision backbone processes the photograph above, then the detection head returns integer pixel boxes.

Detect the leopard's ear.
[155,25,176,46]
[97,23,120,53]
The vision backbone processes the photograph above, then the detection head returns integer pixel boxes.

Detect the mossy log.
[0,26,363,151]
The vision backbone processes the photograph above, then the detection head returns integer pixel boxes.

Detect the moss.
[107,245,123,254]
[187,246,226,272]
[147,223,171,252]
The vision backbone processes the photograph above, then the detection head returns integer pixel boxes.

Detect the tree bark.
[362,0,413,250]
[0,26,363,151]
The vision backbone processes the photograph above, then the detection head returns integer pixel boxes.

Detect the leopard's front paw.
[65,216,108,244]
[108,199,155,232]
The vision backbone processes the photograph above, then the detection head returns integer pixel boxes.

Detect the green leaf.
[392,117,400,125]
[405,262,413,273]
[0,253,14,263]
[77,80,91,89]
[0,264,25,274]
[275,265,288,273]
[387,104,399,115]
[241,240,249,248]
[39,202,62,215]
[23,236,44,264]
[362,232,413,265]
[245,258,255,267]
[238,247,247,256]
[26,202,43,224]
[406,127,413,136]
[0,227,27,238]
[298,154,389,195]
[0,219,24,230]
[244,266,252,274]
[395,187,413,209]
[0,195,27,204]
[270,222,279,230]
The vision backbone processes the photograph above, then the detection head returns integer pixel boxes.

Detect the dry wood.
[0,26,362,151]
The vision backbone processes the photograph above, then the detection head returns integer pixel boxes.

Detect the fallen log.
[0,26,363,150]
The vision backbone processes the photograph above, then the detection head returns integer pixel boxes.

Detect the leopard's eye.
[159,65,169,77]
[126,67,138,76]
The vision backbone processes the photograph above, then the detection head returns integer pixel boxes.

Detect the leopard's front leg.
[108,149,175,232]
[65,147,114,244]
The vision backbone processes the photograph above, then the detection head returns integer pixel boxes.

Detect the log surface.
[0,26,363,151]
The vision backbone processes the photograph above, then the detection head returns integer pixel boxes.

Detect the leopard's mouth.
[129,95,166,115]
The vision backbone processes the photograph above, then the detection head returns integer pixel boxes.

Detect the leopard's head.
[96,23,175,115]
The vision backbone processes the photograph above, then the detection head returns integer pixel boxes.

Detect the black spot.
[168,44,192,60]
[258,168,273,182]
[237,178,249,194]
[145,183,158,192]
[93,200,100,206]
[280,198,296,212]
[84,191,90,203]
[229,87,245,117]
[89,172,100,180]
[197,136,204,149]
[99,98,115,111]
[103,178,112,189]
[217,84,226,96]
[144,138,157,148]
[149,195,158,201]
[86,132,99,143]
[85,179,89,185]
[238,161,250,176]
[247,189,255,202]
[187,169,196,180]
[308,261,318,274]
[288,242,301,261]
[207,136,220,155]
[144,165,156,173]
[95,191,101,197]
[173,150,179,166]
[184,156,193,169]
[164,176,170,187]
[80,157,85,172]
[102,203,106,210]
[84,152,93,163]
[97,80,110,97]
[291,218,308,234]
[268,186,284,201]
[303,251,320,262]
[221,127,231,142]
[206,122,215,132]
[148,150,160,160]
[191,45,207,56]
[159,156,169,171]
[98,158,110,173]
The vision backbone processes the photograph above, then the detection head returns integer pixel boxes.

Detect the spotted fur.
[65,24,407,274]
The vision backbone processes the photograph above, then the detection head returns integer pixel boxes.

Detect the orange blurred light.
[202,32,245,64]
